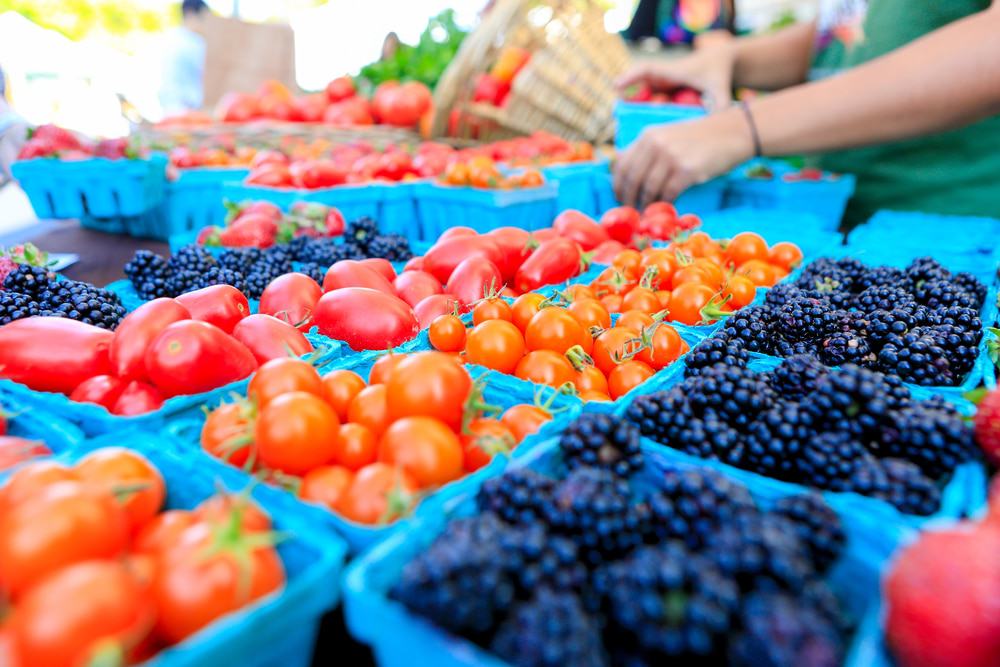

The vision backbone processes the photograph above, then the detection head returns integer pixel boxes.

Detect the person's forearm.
[751,7,1000,156]
[730,22,816,90]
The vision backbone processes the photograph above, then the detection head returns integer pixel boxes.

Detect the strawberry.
[0,257,16,288]
[0,243,50,287]
[973,387,1000,466]
[886,522,1000,667]
[325,208,345,236]
[218,215,278,248]
[197,226,223,246]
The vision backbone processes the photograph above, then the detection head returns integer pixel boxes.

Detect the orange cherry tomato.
[74,448,165,536]
[248,358,325,407]
[321,370,367,421]
[335,463,417,525]
[333,422,378,470]
[691,258,724,288]
[736,259,776,287]
[726,232,769,267]
[378,416,464,487]
[621,287,661,314]
[578,390,611,402]
[612,249,642,272]
[636,324,685,370]
[564,284,597,302]
[347,384,390,436]
[639,250,677,290]
[460,418,516,472]
[511,293,547,332]
[616,310,655,333]
[465,320,525,374]
[655,290,671,309]
[369,352,403,385]
[255,392,340,475]
[681,231,716,257]
[525,308,587,355]
[574,364,610,395]
[500,404,553,443]
[567,298,611,331]
[300,466,354,510]
[514,350,576,389]
[768,242,804,271]
[429,314,467,352]
[600,294,623,314]
[592,327,640,375]
[672,264,712,287]
[0,461,78,514]
[472,298,513,325]
[669,283,718,325]
[591,267,637,297]
[723,274,758,310]
[607,360,655,399]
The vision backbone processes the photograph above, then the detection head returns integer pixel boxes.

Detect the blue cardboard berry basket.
[414,181,558,240]
[161,349,580,554]
[1,392,86,451]
[593,170,727,217]
[342,437,907,667]
[379,181,422,241]
[143,167,251,241]
[0,432,347,667]
[538,159,608,218]
[614,100,706,150]
[221,181,383,226]
[724,160,856,231]
[12,155,168,224]
[847,210,1000,270]
[699,207,845,262]
[0,332,342,437]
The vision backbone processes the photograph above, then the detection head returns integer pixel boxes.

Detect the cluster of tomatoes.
[0,286,314,415]
[440,156,544,190]
[591,231,803,325]
[0,446,285,665]
[200,352,554,525]
[429,288,688,402]
[623,84,703,107]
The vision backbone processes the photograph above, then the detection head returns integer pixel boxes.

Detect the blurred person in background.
[623,0,736,47]
[613,1,1000,227]
[0,64,27,184]
[159,0,210,116]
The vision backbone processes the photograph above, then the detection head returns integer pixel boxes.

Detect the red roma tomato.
[248,357,325,406]
[446,257,504,307]
[75,447,165,536]
[669,283,719,325]
[486,226,532,282]
[378,416,464,486]
[0,437,50,472]
[70,374,126,409]
[300,465,354,510]
[515,238,581,293]
[0,318,112,394]
[514,350,576,389]
[385,352,472,429]
[429,314,467,352]
[592,240,628,265]
[722,275,757,310]
[322,370,367,420]
[324,96,374,125]
[144,321,257,397]
[500,404,552,443]
[423,236,504,285]
[314,288,418,350]
[152,520,285,643]
[567,298,611,330]
[600,206,641,244]
[592,327,640,375]
[525,308,586,355]
[636,324,685,370]
[335,462,417,525]
[110,298,191,381]
[767,242,803,271]
[413,294,462,329]
[437,226,478,242]
[347,385,390,437]
[466,320,525,374]
[0,461,77,513]
[325,75,355,102]
[608,360,655,399]
[246,163,293,187]
[9,560,155,667]
[369,352,403,385]
[472,298,513,324]
[553,210,609,251]
[322,260,396,295]
[232,314,313,365]
[461,418,516,472]
[393,270,443,308]
[725,231,769,267]
[134,509,197,555]
[175,285,249,334]
[574,364,609,395]
[200,402,253,468]
[259,273,323,332]
[333,423,377,470]
[0,481,129,599]
[360,258,396,283]
[111,381,165,416]
[255,391,340,474]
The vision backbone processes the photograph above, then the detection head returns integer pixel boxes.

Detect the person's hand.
[617,46,736,111]
[613,108,754,209]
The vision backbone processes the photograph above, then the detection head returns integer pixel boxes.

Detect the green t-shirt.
[810,0,1000,226]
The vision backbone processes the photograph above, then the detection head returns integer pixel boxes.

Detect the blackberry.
[770,494,845,573]
[2,265,57,297]
[601,542,739,660]
[685,364,778,430]
[217,248,262,273]
[740,402,816,480]
[640,467,757,549]
[704,511,815,592]
[490,589,608,667]
[39,281,126,330]
[0,291,39,324]
[915,279,979,310]
[720,306,775,353]
[796,431,875,491]
[854,265,906,292]
[765,354,829,401]
[544,467,645,566]
[867,308,917,347]
[728,592,843,667]
[877,404,978,478]
[877,458,942,516]
[293,237,340,266]
[683,335,749,376]
[346,217,380,249]
[297,262,327,285]
[193,267,247,293]
[367,233,413,262]
[260,245,296,272]
[123,250,170,299]
[775,298,838,343]
[764,283,808,309]
[937,305,982,331]
[951,271,987,306]
[244,271,271,300]
[905,256,950,287]
[796,257,865,293]
[626,390,742,461]
[805,364,911,442]
[558,413,643,478]
[854,285,914,314]
[774,338,821,358]
[478,468,555,526]
[167,245,216,276]
[164,270,201,297]
[877,325,979,386]
[333,241,364,261]
[820,331,875,368]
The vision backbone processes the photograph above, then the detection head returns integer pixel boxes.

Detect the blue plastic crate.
[12,155,168,221]
[614,100,706,150]
[724,160,856,231]
[0,332,341,437]
[221,182,384,226]
[847,210,1000,268]
[147,167,251,241]
[700,207,844,262]
[0,432,347,667]
[342,437,907,667]
[1,392,86,451]
[162,350,580,554]
[414,181,558,240]
[379,181,422,243]
[539,159,608,218]
[593,171,727,217]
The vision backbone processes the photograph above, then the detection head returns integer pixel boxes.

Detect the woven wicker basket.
[431,0,629,144]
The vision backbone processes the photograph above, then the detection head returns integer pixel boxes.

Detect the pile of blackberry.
[392,420,851,667]
[124,217,413,301]
[625,355,979,515]
[1,265,126,330]
[715,256,986,386]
